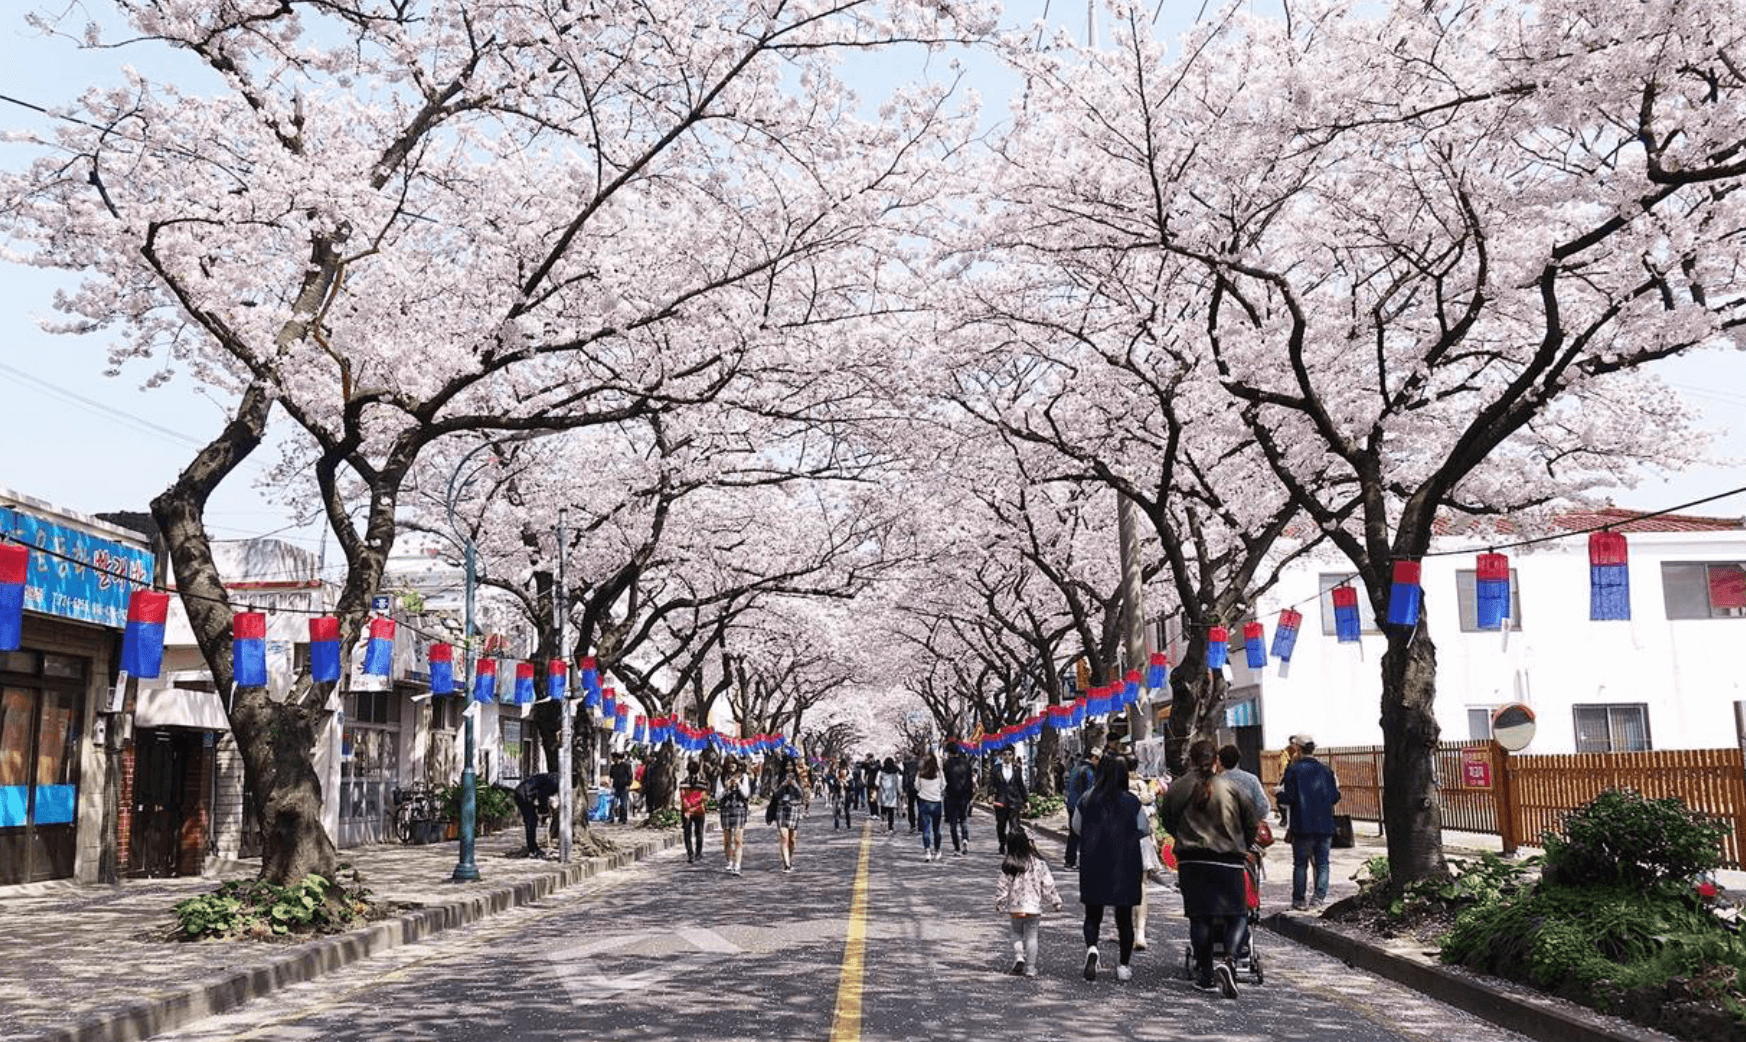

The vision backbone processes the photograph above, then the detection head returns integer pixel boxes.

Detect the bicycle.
[392,783,438,844]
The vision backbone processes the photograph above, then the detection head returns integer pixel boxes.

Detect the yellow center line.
[827,820,875,1042]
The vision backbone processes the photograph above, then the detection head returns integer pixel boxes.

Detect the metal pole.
[452,535,480,882]
[1118,495,1151,741]
[558,508,572,863]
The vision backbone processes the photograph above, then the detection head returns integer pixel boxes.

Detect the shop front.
[0,645,86,884]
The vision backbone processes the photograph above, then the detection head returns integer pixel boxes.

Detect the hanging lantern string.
[1153,483,1746,632]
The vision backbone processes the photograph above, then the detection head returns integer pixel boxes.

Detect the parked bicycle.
[392,782,438,844]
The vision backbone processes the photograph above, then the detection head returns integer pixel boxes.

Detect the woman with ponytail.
[1159,739,1258,999]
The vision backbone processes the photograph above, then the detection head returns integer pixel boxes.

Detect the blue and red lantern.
[1243,622,1267,669]
[1206,626,1229,670]
[547,659,568,701]
[309,616,342,683]
[603,687,617,719]
[513,662,535,705]
[1331,585,1362,643]
[0,543,27,651]
[428,643,455,695]
[1590,531,1630,621]
[1475,552,1511,630]
[615,703,629,733]
[1385,560,1422,628]
[1271,609,1302,662]
[473,658,497,703]
[634,715,647,744]
[1145,652,1168,690]
[120,589,170,678]
[1122,669,1141,708]
[233,611,267,687]
[579,656,602,708]
[362,617,395,676]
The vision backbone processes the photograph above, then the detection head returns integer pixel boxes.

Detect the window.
[1455,569,1524,632]
[431,696,462,731]
[1572,704,1650,753]
[1661,562,1746,619]
[1467,707,1494,741]
[1317,573,1379,635]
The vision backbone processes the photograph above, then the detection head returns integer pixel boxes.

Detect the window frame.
[1454,568,1525,632]
[1317,573,1380,636]
[1571,703,1652,753]
[1660,561,1746,620]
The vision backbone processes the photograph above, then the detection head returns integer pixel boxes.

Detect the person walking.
[943,743,975,855]
[1217,745,1272,823]
[1160,739,1260,999]
[769,761,806,873]
[827,763,850,830]
[846,757,864,814]
[512,772,559,857]
[679,760,710,864]
[902,752,920,833]
[1072,755,1146,982]
[1125,751,1162,952]
[876,756,903,833]
[994,828,1063,977]
[1280,737,1341,910]
[717,757,753,875]
[914,753,946,861]
[608,751,634,824]
[860,755,881,821]
[991,747,1028,855]
[1062,747,1100,869]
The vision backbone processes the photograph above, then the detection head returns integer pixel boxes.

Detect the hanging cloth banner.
[1271,609,1302,662]
[1385,561,1422,627]
[1145,652,1168,690]
[614,704,630,733]
[473,658,497,703]
[1331,585,1362,643]
[579,657,602,708]
[1206,627,1229,670]
[428,643,455,695]
[1475,552,1511,631]
[547,659,567,701]
[633,715,647,743]
[1070,696,1087,727]
[0,543,27,651]
[1122,670,1141,709]
[233,611,268,687]
[1589,531,1630,620]
[1087,685,1111,718]
[603,687,617,718]
[121,590,170,678]
[362,617,396,676]
[513,662,535,705]
[308,616,342,683]
[1242,622,1267,669]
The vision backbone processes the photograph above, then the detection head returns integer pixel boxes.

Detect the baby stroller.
[1180,849,1265,986]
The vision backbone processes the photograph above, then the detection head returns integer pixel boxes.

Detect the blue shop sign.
[0,506,154,629]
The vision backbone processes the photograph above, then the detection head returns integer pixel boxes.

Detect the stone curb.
[25,831,681,1042]
[1262,912,1669,1042]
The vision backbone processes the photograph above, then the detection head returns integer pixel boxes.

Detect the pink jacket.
[995,857,1064,915]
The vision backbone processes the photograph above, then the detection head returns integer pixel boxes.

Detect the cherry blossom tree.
[3,0,992,882]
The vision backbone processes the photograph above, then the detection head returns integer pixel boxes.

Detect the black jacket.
[943,755,975,799]
[991,761,1027,808]
[901,758,919,794]
[608,761,634,789]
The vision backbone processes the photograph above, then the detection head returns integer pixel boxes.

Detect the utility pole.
[557,508,572,863]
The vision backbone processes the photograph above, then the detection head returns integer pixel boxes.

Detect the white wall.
[1253,527,1746,755]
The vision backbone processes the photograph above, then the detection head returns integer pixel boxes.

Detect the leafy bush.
[437,783,517,826]
[1542,789,1727,890]
[1025,794,1065,819]
[174,874,371,940]
[645,807,682,829]
[1387,853,1538,921]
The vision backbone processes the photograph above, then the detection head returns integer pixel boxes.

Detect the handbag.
[1255,820,1275,848]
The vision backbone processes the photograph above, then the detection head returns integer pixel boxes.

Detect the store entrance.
[0,654,86,885]
[129,728,207,878]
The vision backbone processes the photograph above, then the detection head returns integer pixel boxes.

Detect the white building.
[1237,508,1746,757]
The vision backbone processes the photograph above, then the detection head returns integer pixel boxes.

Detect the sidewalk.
[0,823,680,1042]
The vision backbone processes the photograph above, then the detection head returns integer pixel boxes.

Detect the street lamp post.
[446,441,502,884]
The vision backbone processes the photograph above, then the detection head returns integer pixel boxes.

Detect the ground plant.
[1025,793,1065,820]
[174,874,371,941]
[645,807,683,829]
[1435,790,1746,1040]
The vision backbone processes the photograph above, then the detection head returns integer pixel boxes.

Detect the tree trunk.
[1032,724,1060,796]
[1165,640,1225,774]
[1380,622,1446,884]
[151,384,340,885]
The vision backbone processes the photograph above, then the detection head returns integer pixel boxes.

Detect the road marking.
[827,821,874,1042]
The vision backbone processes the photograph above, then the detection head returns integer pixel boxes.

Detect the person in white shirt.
[914,753,947,861]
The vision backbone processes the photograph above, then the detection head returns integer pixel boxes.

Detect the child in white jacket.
[994,829,1063,976]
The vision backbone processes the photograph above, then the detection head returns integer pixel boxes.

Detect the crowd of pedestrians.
[513,731,1336,998]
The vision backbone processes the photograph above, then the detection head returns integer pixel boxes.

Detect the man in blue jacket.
[1062,746,1100,868]
[1280,738,1341,910]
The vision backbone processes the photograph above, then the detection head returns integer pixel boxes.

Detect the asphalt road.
[149,809,1534,1042]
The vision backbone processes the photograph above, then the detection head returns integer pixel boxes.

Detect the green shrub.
[1387,852,1537,921]
[174,874,371,940]
[436,783,517,826]
[646,807,682,829]
[1542,789,1727,890]
[1025,794,1065,819]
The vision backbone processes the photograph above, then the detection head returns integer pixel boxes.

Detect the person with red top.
[679,760,709,864]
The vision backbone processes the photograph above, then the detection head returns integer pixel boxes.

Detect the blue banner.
[0,507,154,629]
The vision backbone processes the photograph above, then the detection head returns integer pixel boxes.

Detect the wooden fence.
[1260,743,1746,870]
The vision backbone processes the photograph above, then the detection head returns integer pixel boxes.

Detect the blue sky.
[2,0,1741,548]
